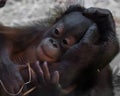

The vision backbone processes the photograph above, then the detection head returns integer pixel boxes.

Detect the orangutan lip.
[41,46,54,59]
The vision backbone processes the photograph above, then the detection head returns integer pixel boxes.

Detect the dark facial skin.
[36,12,93,63]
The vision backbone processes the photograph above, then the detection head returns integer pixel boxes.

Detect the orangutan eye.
[54,28,60,35]
[62,39,68,45]
[62,36,76,49]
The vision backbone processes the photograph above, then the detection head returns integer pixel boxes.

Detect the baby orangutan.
[0,3,119,96]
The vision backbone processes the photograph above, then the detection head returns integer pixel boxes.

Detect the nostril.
[49,38,58,48]
[49,38,54,43]
[53,43,58,48]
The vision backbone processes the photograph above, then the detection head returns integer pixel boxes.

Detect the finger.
[84,7,107,17]
[30,61,45,85]
[42,61,50,81]
[83,7,111,22]
[52,71,59,84]
[83,7,115,32]
[81,23,99,44]
[31,61,44,77]
[30,68,38,84]
[17,65,28,71]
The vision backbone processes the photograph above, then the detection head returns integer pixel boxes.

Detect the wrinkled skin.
[0,1,119,96]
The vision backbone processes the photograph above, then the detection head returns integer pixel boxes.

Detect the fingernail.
[36,61,39,65]
[44,61,47,65]
[54,71,59,76]
[53,71,59,84]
